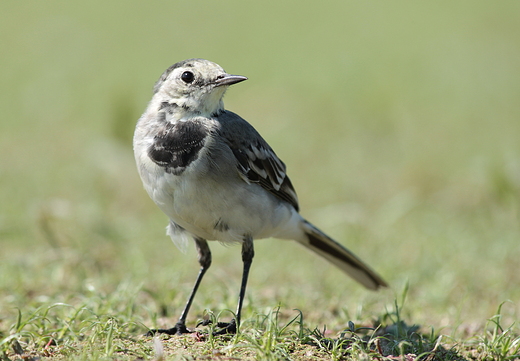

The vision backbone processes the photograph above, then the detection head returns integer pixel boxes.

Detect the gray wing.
[217,111,300,211]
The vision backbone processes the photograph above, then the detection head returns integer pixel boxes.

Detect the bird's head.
[153,58,247,117]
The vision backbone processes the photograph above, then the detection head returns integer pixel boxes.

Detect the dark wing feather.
[230,139,300,211]
[217,110,299,211]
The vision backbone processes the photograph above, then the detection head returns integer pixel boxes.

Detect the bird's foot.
[145,321,192,336]
[197,318,237,335]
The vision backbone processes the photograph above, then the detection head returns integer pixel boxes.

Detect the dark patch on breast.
[148,120,208,174]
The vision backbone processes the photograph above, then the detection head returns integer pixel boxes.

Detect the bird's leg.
[211,236,254,335]
[236,236,254,328]
[146,238,211,336]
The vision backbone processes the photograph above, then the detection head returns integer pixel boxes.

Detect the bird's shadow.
[307,320,467,360]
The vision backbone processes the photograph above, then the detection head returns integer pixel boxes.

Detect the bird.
[133,58,387,335]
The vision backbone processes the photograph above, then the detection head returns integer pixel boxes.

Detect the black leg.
[210,236,254,335]
[236,236,254,327]
[147,238,211,336]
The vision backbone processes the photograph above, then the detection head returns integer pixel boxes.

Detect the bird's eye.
[181,71,194,83]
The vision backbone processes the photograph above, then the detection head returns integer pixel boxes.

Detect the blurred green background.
[1,0,519,334]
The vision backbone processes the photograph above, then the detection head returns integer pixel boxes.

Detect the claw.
[145,321,192,336]
[197,318,237,335]
[213,320,237,335]
[196,319,211,328]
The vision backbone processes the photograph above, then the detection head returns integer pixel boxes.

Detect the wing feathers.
[228,137,299,210]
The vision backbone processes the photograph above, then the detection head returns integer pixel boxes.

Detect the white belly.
[136,146,299,244]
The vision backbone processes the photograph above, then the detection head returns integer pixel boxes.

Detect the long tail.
[299,220,387,290]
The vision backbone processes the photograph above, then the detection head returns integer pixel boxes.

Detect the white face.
[156,59,230,116]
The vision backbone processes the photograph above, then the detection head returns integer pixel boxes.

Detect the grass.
[2,296,519,360]
[1,0,520,359]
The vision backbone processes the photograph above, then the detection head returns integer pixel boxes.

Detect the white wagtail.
[133,58,387,335]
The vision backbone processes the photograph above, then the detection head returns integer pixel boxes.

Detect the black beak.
[214,74,248,87]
